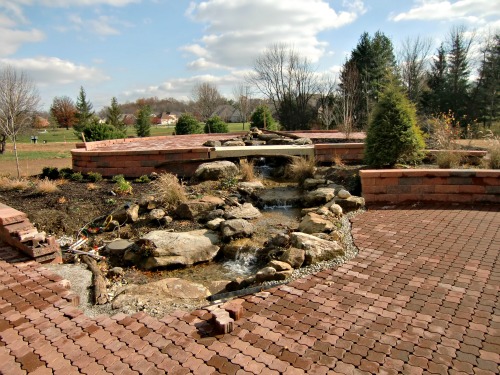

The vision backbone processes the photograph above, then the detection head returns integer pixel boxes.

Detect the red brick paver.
[0,203,498,373]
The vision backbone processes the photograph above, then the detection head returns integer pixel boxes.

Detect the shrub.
[364,81,425,167]
[41,167,60,180]
[86,171,103,182]
[70,172,84,182]
[204,116,228,133]
[112,174,125,183]
[218,177,238,190]
[59,168,74,179]
[82,120,125,141]
[239,160,257,182]
[134,175,151,183]
[286,156,316,185]
[35,178,59,194]
[154,173,186,209]
[250,105,277,130]
[135,105,152,137]
[175,114,202,135]
[435,151,462,169]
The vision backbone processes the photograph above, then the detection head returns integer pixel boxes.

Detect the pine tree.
[74,86,95,137]
[423,44,448,115]
[134,105,151,137]
[106,97,126,133]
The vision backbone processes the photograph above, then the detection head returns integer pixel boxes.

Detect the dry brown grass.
[34,178,60,194]
[239,159,258,182]
[286,156,316,185]
[154,173,187,209]
[0,177,31,191]
[86,183,98,191]
[486,139,500,169]
[435,151,463,169]
[332,154,345,167]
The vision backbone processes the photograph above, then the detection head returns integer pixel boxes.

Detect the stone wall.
[360,169,500,204]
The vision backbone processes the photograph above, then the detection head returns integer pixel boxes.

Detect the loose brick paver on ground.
[0,203,498,374]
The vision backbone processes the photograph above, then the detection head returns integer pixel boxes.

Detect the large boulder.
[220,219,254,240]
[334,196,365,213]
[303,188,336,207]
[194,161,239,181]
[298,212,336,234]
[130,229,220,269]
[224,203,261,220]
[237,181,265,195]
[175,195,224,220]
[290,232,344,265]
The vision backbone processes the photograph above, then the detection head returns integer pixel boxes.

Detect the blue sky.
[1,0,498,111]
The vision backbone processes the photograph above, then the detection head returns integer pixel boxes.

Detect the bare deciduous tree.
[316,74,337,130]
[248,43,318,130]
[232,83,252,130]
[335,60,360,139]
[192,82,223,127]
[398,36,432,105]
[0,66,40,177]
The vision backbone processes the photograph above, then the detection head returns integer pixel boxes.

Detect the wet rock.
[149,209,165,221]
[221,219,254,241]
[194,161,239,181]
[279,247,305,268]
[291,232,344,266]
[175,196,224,220]
[298,212,336,234]
[303,188,336,207]
[224,203,261,220]
[111,278,210,310]
[337,189,352,199]
[237,181,265,195]
[303,178,328,190]
[203,140,221,147]
[256,187,302,208]
[266,233,290,249]
[334,196,365,212]
[133,229,220,269]
[206,218,225,230]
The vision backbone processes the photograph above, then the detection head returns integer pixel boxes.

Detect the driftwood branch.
[81,255,109,305]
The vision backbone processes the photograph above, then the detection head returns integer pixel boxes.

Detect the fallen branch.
[81,255,109,305]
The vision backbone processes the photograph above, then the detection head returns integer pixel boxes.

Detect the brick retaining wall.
[360,169,500,204]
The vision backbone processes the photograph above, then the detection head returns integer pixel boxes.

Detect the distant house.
[119,114,136,126]
[158,112,178,125]
[211,105,242,123]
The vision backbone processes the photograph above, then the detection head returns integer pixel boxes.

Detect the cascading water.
[222,246,258,276]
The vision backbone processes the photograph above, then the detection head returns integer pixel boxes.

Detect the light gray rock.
[203,140,222,147]
[303,188,336,207]
[224,203,261,220]
[337,189,352,199]
[298,212,336,234]
[302,178,327,190]
[106,239,135,255]
[149,209,165,221]
[194,161,239,181]
[293,138,312,145]
[279,247,305,268]
[107,267,124,277]
[223,140,246,147]
[237,181,265,195]
[256,266,277,282]
[291,232,344,266]
[206,218,225,230]
[328,203,343,216]
[334,196,365,212]
[133,229,220,269]
[175,196,224,220]
[220,219,254,240]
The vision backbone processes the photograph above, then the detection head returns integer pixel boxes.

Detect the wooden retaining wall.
[360,169,500,204]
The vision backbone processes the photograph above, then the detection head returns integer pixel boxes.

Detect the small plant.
[86,171,103,182]
[239,160,257,182]
[105,198,116,205]
[59,168,74,179]
[87,183,98,191]
[70,172,84,182]
[154,173,186,209]
[286,156,316,185]
[113,175,133,195]
[218,177,238,190]
[134,175,151,183]
[35,178,59,194]
[41,167,60,180]
[435,151,462,169]
[0,177,31,191]
[332,154,345,168]
[112,174,125,183]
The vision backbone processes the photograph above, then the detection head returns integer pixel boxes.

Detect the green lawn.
[0,150,71,161]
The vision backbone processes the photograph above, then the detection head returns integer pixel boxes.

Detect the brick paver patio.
[0,203,498,374]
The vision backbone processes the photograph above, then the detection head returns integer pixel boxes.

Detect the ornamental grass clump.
[287,156,316,185]
[364,81,425,167]
[154,173,186,209]
[34,178,59,194]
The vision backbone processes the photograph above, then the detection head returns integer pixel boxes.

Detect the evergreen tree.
[175,113,202,135]
[106,97,126,134]
[472,34,499,128]
[250,105,277,130]
[204,116,228,133]
[365,78,425,167]
[423,44,448,115]
[74,86,95,137]
[82,118,125,141]
[134,105,151,137]
[345,31,397,128]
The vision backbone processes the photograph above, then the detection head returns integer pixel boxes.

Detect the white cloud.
[0,57,110,85]
[183,0,366,70]
[390,0,500,23]
[0,28,45,57]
